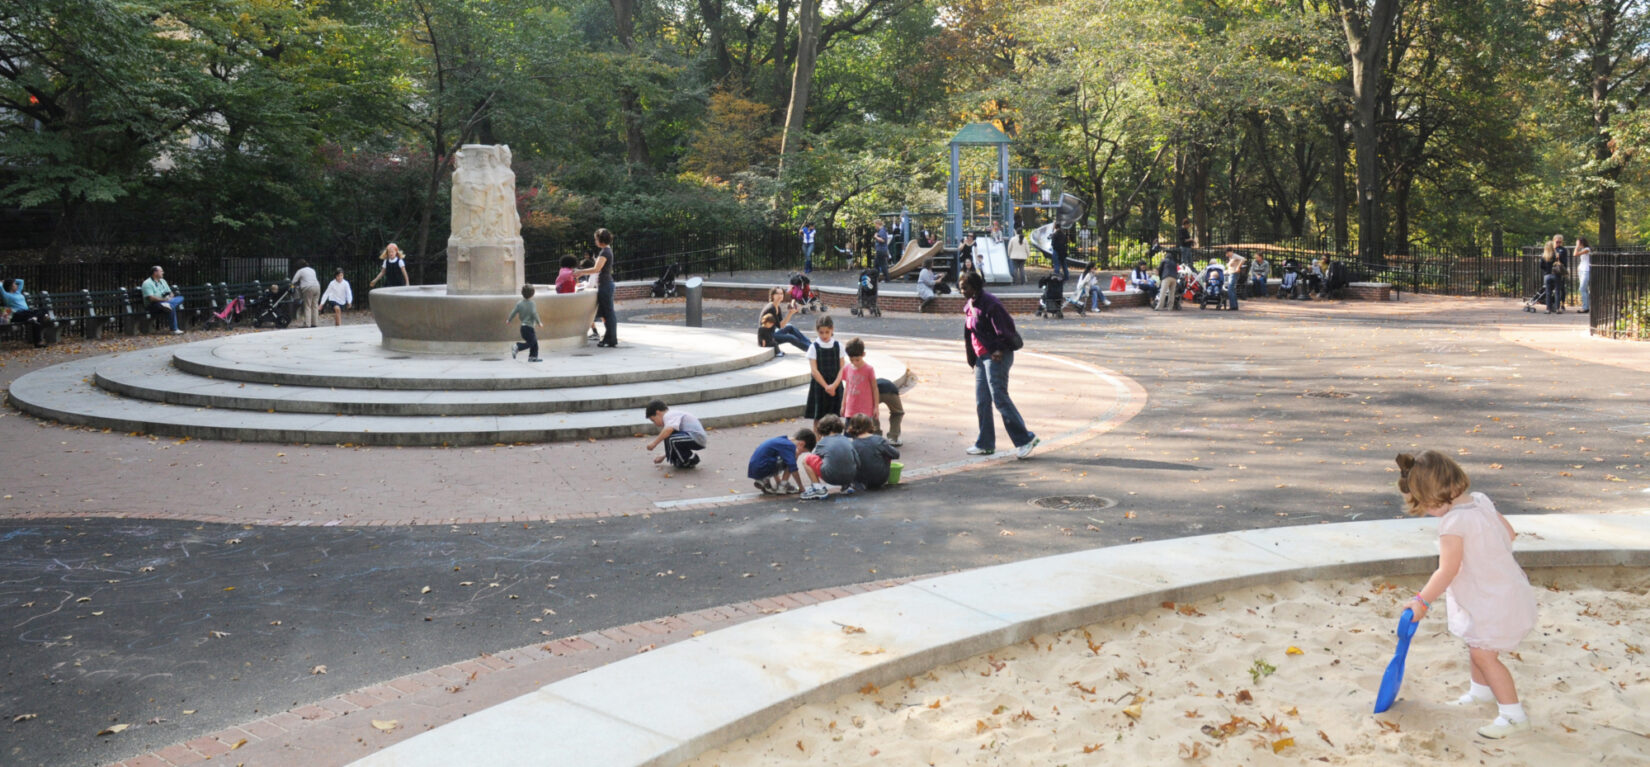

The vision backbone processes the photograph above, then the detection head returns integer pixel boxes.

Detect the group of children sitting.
[747,412,900,500]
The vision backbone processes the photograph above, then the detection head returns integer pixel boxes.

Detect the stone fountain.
[370,145,597,353]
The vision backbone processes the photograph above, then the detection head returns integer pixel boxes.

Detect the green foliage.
[1249,659,1277,684]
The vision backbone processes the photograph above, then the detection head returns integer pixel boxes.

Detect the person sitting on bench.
[141,265,186,335]
[2,278,50,347]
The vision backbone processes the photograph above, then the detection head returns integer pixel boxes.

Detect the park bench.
[1,289,56,346]
[176,284,218,328]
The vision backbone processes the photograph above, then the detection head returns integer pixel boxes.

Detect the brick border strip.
[103,573,933,767]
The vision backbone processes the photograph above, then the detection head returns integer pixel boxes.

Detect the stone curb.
[347,513,1650,767]
[101,575,933,767]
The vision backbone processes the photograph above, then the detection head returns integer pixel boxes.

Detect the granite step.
[91,346,840,416]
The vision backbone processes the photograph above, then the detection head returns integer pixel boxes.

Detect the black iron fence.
[1589,252,1650,340]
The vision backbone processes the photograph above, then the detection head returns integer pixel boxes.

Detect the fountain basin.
[370,285,599,353]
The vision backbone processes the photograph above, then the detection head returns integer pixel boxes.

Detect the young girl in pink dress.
[838,338,878,424]
[1396,450,1538,739]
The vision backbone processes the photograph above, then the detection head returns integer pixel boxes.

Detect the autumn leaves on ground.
[687,568,1650,766]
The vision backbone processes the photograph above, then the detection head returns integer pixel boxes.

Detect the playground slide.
[977,239,1013,284]
[1027,223,1055,256]
[886,239,945,279]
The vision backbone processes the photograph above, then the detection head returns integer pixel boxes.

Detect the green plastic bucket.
[887,461,904,485]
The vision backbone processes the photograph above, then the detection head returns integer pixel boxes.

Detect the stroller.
[851,269,881,317]
[788,272,821,314]
[1197,264,1227,310]
[248,283,293,328]
[1278,260,1300,299]
[204,295,250,329]
[1036,274,1066,318]
[651,262,679,298]
[1522,264,1564,313]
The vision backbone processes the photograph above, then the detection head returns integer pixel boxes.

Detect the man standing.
[1,278,50,347]
[141,266,185,335]
[800,222,816,274]
[1050,226,1070,281]
[1224,248,1247,311]
[873,222,890,278]
[1155,245,1180,311]
[291,259,321,328]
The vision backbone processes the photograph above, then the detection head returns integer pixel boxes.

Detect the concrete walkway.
[2,290,1647,766]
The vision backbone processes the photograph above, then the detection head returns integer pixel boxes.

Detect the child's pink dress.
[839,361,878,420]
[1438,492,1538,651]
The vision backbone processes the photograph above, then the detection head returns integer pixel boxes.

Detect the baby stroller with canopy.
[204,295,249,330]
[651,262,679,298]
[851,269,880,317]
[1198,264,1227,310]
[248,283,293,328]
[1036,274,1066,319]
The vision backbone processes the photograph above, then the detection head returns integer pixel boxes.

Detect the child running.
[1395,450,1538,739]
[839,338,877,423]
[748,429,812,495]
[800,414,858,500]
[847,414,899,491]
[804,315,845,425]
[504,284,544,362]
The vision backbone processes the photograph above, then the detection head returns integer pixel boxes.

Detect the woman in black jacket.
[960,272,1039,459]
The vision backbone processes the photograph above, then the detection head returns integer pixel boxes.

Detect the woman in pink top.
[838,337,878,422]
[1396,451,1538,740]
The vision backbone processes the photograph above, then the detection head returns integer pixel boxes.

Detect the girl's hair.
[845,337,865,358]
[378,244,400,260]
[816,414,844,435]
[1395,450,1470,516]
[792,428,818,451]
[815,314,833,331]
[1542,242,1555,261]
[847,413,874,436]
[521,284,535,299]
[1578,237,1589,248]
[962,271,984,293]
[595,228,614,246]
[560,255,577,268]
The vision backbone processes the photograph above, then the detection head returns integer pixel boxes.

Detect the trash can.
[886,461,903,485]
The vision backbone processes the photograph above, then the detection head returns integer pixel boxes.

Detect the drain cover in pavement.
[1302,390,1353,399]
[1029,495,1117,511]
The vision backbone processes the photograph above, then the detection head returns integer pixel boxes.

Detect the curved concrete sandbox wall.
[371,285,598,354]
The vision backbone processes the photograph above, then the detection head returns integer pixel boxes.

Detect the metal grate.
[1029,495,1117,511]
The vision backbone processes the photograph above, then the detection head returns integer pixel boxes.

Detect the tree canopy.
[1,0,1644,264]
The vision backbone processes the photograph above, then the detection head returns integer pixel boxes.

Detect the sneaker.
[171,330,184,335]
[783,480,803,494]
[774,349,785,358]
[528,357,542,363]
[684,454,700,468]
[1476,717,1531,739]
[589,328,600,340]
[887,439,902,447]
[755,478,778,495]
[966,446,994,456]
[800,485,828,500]
[839,486,856,496]
[1016,437,1041,460]
[511,345,519,360]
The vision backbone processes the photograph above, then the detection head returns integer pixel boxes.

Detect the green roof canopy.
[949,123,1012,146]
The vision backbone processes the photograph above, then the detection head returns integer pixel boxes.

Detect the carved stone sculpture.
[446,145,524,295]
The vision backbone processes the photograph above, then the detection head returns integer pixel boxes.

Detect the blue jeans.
[150,296,185,331]
[1225,278,1239,310]
[1543,274,1559,312]
[803,243,814,273]
[515,325,539,358]
[1252,276,1266,297]
[772,324,809,352]
[1579,270,1590,311]
[596,281,617,343]
[875,249,889,277]
[974,350,1034,452]
[1052,253,1068,281]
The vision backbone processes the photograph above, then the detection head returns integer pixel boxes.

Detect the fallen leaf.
[1122,704,1142,720]
[1083,743,1103,753]
[97,724,129,736]
[1317,729,1334,746]
[1285,646,1304,656]
[927,700,942,709]
[371,719,399,732]
[421,586,431,594]
[13,714,37,723]
[1377,719,1401,733]
[1235,690,1253,704]
[311,665,327,675]
[840,624,866,635]
[230,739,247,750]
[1271,737,1295,753]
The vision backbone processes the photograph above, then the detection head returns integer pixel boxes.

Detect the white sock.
[1456,681,1495,703]
[1497,702,1527,722]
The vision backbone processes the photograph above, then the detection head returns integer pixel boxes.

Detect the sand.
[685,567,1650,766]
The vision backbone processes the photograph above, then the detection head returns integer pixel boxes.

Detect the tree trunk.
[1593,94,1618,248]
[610,0,651,167]
[1337,0,1401,263]
[1392,172,1411,254]
[1190,147,1210,248]
[777,0,820,173]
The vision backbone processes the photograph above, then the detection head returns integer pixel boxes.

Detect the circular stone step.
[93,347,819,416]
[169,325,776,390]
[7,324,910,445]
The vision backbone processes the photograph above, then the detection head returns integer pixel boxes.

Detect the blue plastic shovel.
[1374,608,1419,713]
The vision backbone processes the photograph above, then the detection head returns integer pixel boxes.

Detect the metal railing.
[1589,252,1650,340]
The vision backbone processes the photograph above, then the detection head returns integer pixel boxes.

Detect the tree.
[1544,0,1650,248]
[1335,0,1404,260]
